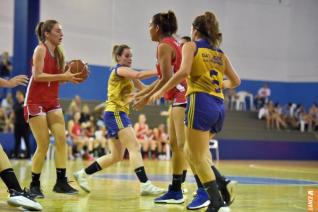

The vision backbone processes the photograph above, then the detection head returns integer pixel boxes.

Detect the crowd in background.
[223,83,318,132]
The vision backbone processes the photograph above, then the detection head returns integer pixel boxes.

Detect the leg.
[171,107,188,184]
[47,109,78,195]
[0,145,43,210]
[29,116,50,174]
[28,115,50,198]
[154,108,186,204]
[47,110,67,169]
[73,138,125,193]
[186,127,226,211]
[96,138,125,168]
[118,127,165,196]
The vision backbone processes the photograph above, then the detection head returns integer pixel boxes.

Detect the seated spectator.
[255,82,271,110]
[0,51,13,99]
[94,125,109,157]
[68,112,91,160]
[1,93,13,116]
[66,95,82,121]
[80,104,93,124]
[154,124,169,160]
[134,114,151,159]
[308,103,318,131]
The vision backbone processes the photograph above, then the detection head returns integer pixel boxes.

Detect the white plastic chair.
[209,139,219,165]
[235,91,254,111]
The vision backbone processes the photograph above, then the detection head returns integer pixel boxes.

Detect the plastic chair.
[209,139,219,165]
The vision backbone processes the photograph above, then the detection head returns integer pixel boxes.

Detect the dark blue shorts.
[185,92,225,133]
[104,111,132,138]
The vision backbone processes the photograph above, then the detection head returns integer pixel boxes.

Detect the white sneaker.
[7,189,43,211]
[140,181,165,196]
[73,169,91,193]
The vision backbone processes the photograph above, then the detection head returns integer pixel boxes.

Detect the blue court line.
[93,173,318,185]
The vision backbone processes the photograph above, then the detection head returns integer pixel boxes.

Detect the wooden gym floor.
[0,160,317,211]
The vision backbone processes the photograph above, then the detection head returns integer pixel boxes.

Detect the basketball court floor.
[0,160,317,211]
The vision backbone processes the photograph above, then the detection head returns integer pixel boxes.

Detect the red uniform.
[156,37,187,105]
[136,124,148,140]
[24,44,62,122]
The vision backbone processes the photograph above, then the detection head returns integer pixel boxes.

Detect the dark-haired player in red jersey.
[133,10,190,205]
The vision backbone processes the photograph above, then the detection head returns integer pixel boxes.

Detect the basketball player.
[25,20,82,198]
[0,75,42,210]
[133,11,189,204]
[149,12,241,212]
[73,44,165,196]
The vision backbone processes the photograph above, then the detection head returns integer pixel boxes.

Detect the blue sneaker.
[154,185,184,204]
[187,187,210,210]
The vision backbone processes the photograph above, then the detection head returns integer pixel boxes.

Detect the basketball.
[66,59,89,82]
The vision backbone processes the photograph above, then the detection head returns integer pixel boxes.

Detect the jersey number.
[210,69,221,93]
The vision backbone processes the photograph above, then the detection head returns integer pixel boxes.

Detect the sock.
[134,166,148,183]
[171,174,182,191]
[0,168,22,192]
[31,172,41,186]
[56,168,66,181]
[211,166,226,188]
[85,161,102,175]
[203,181,224,210]
[194,174,204,188]
[182,170,187,183]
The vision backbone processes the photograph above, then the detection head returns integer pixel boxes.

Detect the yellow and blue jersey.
[105,64,134,114]
[185,39,226,133]
[186,39,226,100]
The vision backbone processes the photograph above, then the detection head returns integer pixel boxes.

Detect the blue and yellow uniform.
[185,39,226,133]
[104,64,134,138]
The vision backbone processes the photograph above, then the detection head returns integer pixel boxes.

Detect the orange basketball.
[66,60,89,82]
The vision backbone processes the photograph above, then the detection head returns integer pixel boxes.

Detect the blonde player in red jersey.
[25,20,81,198]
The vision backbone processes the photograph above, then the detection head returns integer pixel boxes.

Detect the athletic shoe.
[187,187,210,210]
[140,181,165,196]
[53,179,79,194]
[220,180,237,206]
[73,169,90,193]
[154,185,184,204]
[29,183,45,199]
[7,188,43,211]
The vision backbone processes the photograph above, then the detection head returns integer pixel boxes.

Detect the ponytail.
[193,12,222,48]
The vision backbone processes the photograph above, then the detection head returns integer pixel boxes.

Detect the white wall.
[0,0,14,54]
[2,0,318,82]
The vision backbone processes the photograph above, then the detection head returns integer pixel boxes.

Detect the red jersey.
[136,123,148,140]
[156,37,186,102]
[71,123,81,138]
[25,44,60,105]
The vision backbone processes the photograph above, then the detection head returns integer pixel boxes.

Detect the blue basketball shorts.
[185,92,225,133]
[104,111,132,138]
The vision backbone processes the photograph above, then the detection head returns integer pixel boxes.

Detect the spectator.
[66,95,82,120]
[0,52,13,99]
[12,90,31,159]
[255,82,271,109]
